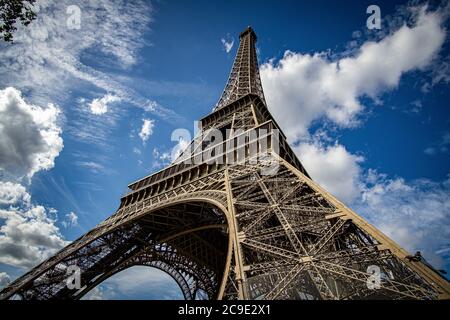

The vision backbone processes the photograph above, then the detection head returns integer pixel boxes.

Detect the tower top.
[214,26,266,110]
[239,26,257,41]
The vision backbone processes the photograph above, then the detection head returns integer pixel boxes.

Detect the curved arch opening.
[83,266,184,300]
[75,200,230,300]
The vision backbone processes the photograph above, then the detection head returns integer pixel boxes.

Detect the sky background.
[0,0,449,299]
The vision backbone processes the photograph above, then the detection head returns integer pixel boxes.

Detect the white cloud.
[62,211,78,228]
[294,141,363,204]
[221,36,234,53]
[139,119,155,144]
[0,1,153,101]
[0,1,179,148]
[0,87,63,181]
[261,5,450,272]
[0,86,68,270]
[89,94,121,115]
[260,6,446,142]
[0,272,10,289]
[355,172,450,269]
[0,187,68,268]
[0,182,31,205]
[295,139,450,269]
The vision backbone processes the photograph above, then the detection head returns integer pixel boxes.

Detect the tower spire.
[214,26,266,110]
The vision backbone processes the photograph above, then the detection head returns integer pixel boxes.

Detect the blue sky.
[0,0,449,299]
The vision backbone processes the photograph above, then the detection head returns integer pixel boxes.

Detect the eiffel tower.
[1,27,449,300]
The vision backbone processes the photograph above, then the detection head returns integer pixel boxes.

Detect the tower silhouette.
[1,27,449,300]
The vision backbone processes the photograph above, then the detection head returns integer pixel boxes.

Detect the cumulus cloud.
[260,6,446,142]
[258,5,450,272]
[294,141,363,204]
[0,87,63,181]
[139,119,155,144]
[89,94,121,115]
[261,4,450,206]
[0,85,68,270]
[296,140,450,270]
[0,182,31,205]
[221,35,234,53]
[0,3,142,273]
[0,186,68,268]
[0,272,10,289]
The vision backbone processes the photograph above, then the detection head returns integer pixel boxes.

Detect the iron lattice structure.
[1,27,449,300]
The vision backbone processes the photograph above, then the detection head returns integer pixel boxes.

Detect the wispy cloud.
[133,147,142,155]
[423,131,450,156]
[0,1,182,149]
[151,137,189,169]
[0,1,152,102]
[221,34,234,53]
[118,77,218,107]
[74,161,105,174]
[62,211,78,228]
[152,148,172,169]
[409,99,423,114]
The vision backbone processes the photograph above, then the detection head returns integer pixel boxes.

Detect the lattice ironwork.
[214,27,266,110]
[1,27,449,300]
